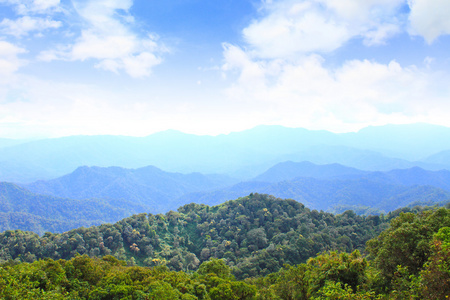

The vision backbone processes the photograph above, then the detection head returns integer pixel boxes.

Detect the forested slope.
[1,196,449,299]
[0,194,390,278]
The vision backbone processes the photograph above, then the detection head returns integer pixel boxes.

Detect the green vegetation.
[0,194,393,278]
[1,202,449,299]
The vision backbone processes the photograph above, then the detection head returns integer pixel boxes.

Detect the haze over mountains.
[1,123,450,234]
[0,159,447,234]
[26,165,237,212]
[1,123,450,183]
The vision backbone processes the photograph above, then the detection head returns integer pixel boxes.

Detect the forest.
[0,193,449,298]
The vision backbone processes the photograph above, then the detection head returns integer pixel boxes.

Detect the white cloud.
[218,0,450,132]
[221,43,448,132]
[39,0,165,77]
[0,16,61,36]
[408,0,450,43]
[0,41,26,80]
[243,0,405,58]
[0,0,60,14]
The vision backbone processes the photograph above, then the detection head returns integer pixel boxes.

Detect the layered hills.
[0,161,444,235]
[0,193,392,278]
[1,123,450,183]
[2,195,448,299]
[26,165,237,212]
[23,162,450,213]
[0,182,148,234]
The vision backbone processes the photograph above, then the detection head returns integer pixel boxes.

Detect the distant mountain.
[1,123,450,182]
[344,123,450,160]
[253,161,368,182]
[254,161,450,191]
[282,145,445,172]
[422,150,450,168]
[0,182,148,235]
[176,177,450,213]
[24,162,450,216]
[25,165,238,213]
[0,138,27,149]
[357,167,450,191]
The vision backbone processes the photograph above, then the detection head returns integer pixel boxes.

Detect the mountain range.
[0,160,447,234]
[0,182,148,234]
[25,165,237,213]
[1,123,450,183]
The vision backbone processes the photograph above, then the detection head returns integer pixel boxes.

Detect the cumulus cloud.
[218,0,450,131]
[0,0,60,14]
[38,0,165,77]
[408,0,450,43]
[0,16,61,36]
[0,41,26,80]
[221,42,447,131]
[243,0,404,58]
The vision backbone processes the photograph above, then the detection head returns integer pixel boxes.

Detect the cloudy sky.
[0,0,450,138]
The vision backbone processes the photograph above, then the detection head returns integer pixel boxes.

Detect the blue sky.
[1,0,450,138]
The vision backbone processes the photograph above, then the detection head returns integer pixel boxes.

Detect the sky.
[0,0,450,139]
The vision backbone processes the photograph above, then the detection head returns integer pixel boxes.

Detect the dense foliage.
[0,194,392,278]
[1,206,449,299]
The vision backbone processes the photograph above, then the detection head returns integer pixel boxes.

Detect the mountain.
[0,193,391,278]
[2,123,450,183]
[25,165,238,213]
[23,162,450,216]
[253,161,368,182]
[422,149,450,168]
[1,197,447,299]
[282,145,445,172]
[0,182,148,234]
[176,177,450,212]
[0,138,27,149]
[357,167,450,191]
[343,123,450,160]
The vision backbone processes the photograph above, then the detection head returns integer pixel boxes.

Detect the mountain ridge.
[2,123,450,182]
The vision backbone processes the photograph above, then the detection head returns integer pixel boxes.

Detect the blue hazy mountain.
[24,162,450,215]
[25,165,238,213]
[422,149,450,169]
[252,161,450,191]
[1,123,450,183]
[253,161,368,182]
[4,161,450,234]
[0,138,28,149]
[176,177,450,213]
[356,167,450,191]
[0,182,148,235]
[281,145,443,172]
[176,163,450,212]
[342,123,450,160]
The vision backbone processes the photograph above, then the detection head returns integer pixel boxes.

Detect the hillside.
[0,182,148,234]
[1,195,449,299]
[0,194,390,278]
